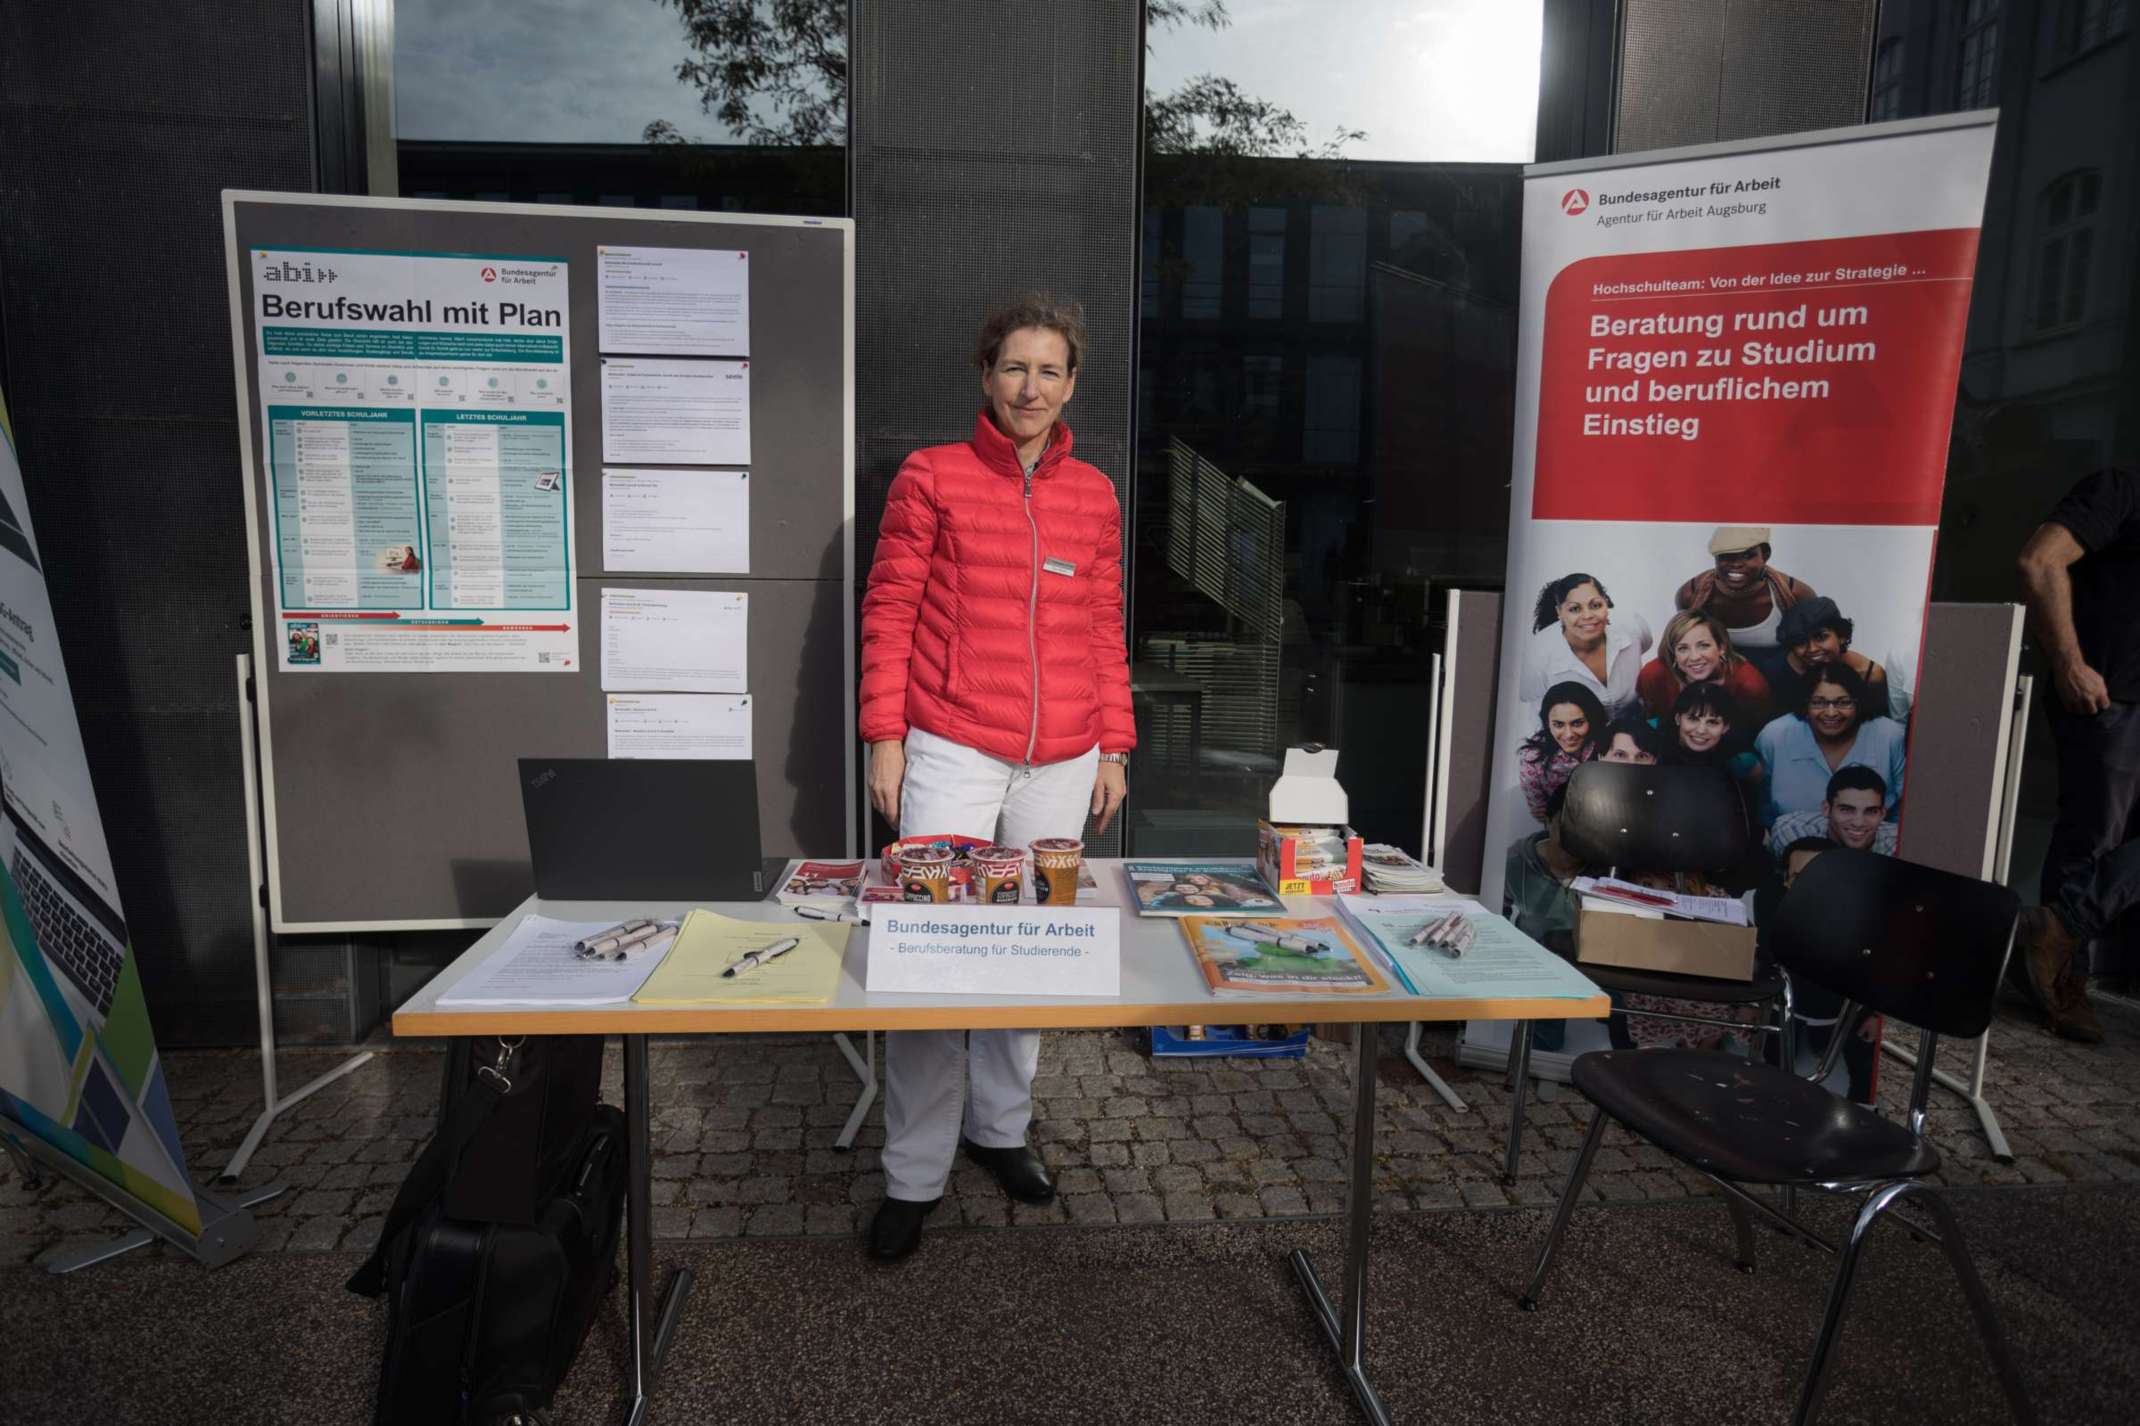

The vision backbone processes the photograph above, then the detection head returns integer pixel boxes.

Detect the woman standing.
[1636,608,1773,725]
[858,294,1135,1262]
[1517,571,1652,719]
[1753,664,1906,826]
[1516,681,1606,823]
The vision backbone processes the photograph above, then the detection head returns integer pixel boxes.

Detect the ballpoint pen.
[724,936,801,977]
[794,905,854,923]
[1222,922,1333,956]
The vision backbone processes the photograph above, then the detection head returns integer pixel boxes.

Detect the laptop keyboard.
[12,849,122,1018]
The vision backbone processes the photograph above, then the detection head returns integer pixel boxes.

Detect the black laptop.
[518,758,765,901]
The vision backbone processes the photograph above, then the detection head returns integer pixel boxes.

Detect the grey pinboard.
[224,195,854,930]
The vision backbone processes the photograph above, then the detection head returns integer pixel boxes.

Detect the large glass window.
[1129,2,1537,853]
[1957,0,1999,108]
[394,0,844,215]
[1870,37,1906,120]
[2035,170,2101,331]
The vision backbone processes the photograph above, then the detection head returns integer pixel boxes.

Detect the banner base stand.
[4,1117,286,1274]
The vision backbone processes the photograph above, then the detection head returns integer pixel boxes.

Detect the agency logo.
[481,266,498,282]
[1561,189,1590,216]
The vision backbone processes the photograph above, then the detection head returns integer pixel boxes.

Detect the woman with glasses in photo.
[1752,662,1906,826]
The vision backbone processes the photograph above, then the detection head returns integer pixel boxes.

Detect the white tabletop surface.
[393,859,1607,1036]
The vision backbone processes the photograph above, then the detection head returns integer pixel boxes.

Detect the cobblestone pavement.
[6,995,2140,1269]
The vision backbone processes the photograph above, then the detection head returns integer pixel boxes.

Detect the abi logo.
[1561,189,1589,216]
[481,266,498,282]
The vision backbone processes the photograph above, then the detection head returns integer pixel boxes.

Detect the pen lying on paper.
[576,920,674,961]
[1406,911,1473,957]
[724,936,801,978]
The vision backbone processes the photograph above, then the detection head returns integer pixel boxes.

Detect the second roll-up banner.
[1467,113,1998,1088]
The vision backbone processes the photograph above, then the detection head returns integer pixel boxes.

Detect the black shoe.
[867,1196,940,1262]
[961,1139,1056,1203]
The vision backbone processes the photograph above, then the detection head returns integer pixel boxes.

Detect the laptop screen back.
[518,758,764,902]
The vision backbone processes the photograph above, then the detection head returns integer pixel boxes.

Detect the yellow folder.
[630,910,848,1005]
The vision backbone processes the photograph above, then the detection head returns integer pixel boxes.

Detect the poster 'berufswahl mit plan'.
[250,247,577,673]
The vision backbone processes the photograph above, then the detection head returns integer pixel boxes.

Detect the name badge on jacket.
[1043,557,1077,577]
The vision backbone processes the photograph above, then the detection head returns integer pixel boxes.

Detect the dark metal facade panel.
[1617,0,1878,153]
[0,0,313,1044]
[850,0,1142,852]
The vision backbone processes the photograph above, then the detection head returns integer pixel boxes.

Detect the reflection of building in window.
[1303,355,1361,464]
[1142,212,1162,320]
[1182,206,1224,319]
[2035,170,2100,330]
[1870,37,1905,120]
[1242,354,1282,426]
[1957,0,1999,108]
[1162,439,1284,764]
[1309,206,1367,321]
[1248,207,1286,319]
[2065,0,2131,54]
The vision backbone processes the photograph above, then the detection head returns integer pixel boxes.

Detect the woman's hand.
[869,740,907,827]
[1091,760,1127,832]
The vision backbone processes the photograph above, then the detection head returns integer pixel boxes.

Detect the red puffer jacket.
[860,413,1136,764]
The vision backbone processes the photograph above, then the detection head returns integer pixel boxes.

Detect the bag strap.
[346,1037,522,1297]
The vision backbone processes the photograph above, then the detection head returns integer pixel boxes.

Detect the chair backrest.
[1555,761,1752,874]
[1766,848,2019,1039]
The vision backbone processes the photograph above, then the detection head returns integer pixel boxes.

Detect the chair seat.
[1571,1049,1939,1185]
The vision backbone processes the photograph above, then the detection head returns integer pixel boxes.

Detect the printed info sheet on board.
[251,247,576,672]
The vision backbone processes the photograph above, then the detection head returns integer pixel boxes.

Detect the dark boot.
[960,1139,1056,1203]
[867,1196,939,1262]
[2049,961,2107,1045]
[2009,907,2080,1012]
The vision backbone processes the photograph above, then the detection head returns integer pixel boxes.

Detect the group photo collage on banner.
[1469,113,1998,1098]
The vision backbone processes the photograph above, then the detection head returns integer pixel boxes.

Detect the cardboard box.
[1257,820,1363,897]
[1576,900,1757,981]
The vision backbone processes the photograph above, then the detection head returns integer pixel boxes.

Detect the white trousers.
[880,726,1099,1201]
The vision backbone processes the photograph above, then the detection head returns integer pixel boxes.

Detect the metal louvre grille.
[1617,0,1878,152]
[0,1,314,1044]
[851,0,1141,850]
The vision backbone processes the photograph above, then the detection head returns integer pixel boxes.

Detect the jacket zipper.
[1022,462,1041,765]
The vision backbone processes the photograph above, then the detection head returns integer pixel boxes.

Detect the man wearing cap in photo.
[1674,528,1817,680]
[1777,595,1909,722]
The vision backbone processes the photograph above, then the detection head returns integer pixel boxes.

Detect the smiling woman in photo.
[1753,662,1907,826]
[1516,680,1607,823]
[1518,571,1652,719]
[1636,607,1772,725]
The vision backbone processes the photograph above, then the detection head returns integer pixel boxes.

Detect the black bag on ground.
[348,1035,624,1425]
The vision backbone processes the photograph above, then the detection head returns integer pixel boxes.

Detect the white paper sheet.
[437,914,673,1006]
[600,587,748,692]
[599,357,751,465]
[602,467,749,573]
[1571,876,1751,926]
[606,693,753,759]
[597,245,750,356]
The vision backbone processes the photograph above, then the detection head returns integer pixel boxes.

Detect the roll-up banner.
[1468,115,1997,1080]
[0,389,201,1235]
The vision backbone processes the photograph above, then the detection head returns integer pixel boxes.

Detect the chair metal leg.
[1502,1020,1532,1183]
[1724,1189,1757,1274]
[1796,1181,1912,1426]
[1519,1107,1607,1310]
[1905,1186,2038,1425]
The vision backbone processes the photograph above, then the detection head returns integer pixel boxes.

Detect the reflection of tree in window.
[2035,170,2100,331]
[1957,0,1998,109]
[1869,37,1905,121]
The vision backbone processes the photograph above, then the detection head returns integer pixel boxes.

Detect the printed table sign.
[866,906,1120,998]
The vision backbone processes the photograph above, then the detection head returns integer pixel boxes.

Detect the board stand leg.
[1289,1024,1395,1426]
[1402,1022,1469,1113]
[223,653,375,1182]
[624,1035,692,1426]
[833,1032,877,1149]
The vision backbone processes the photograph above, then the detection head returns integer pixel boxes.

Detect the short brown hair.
[974,292,1087,373]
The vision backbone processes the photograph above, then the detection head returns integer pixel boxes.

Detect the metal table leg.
[624,1036,693,1426]
[1288,1024,1394,1426]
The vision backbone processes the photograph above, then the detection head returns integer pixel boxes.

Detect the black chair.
[1503,762,1792,1179]
[1518,849,2034,1425]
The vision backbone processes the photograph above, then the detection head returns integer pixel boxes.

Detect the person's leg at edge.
[2027,704,2140,1043]
[959,743,1101,1204]
[872,729,1014,1259]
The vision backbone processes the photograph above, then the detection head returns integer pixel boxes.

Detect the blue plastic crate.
[1148,1024,1311,1059]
